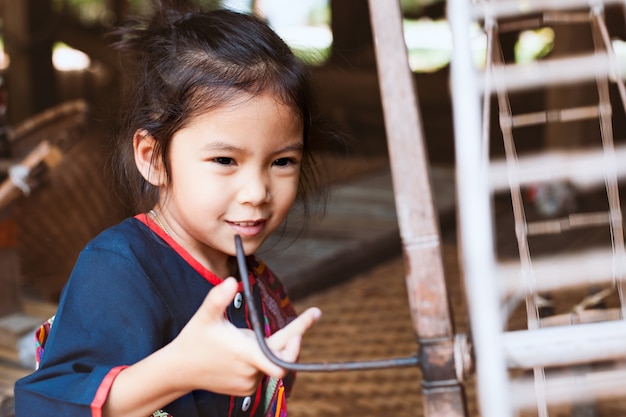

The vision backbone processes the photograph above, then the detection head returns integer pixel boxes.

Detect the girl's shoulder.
[81,217,173,267]
[86,217,153,251]
[63,216,209,328]
[71,217,183,292]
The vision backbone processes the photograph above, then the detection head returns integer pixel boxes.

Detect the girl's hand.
[168,277,320,396]
[103,278,320,416]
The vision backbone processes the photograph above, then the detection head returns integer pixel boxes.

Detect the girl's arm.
[103,278,320,417]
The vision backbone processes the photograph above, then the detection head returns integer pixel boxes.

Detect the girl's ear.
[133,130,166,186]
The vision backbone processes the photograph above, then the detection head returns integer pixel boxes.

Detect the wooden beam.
[1,0,57,124]
[368,1,469,416]
[330,0,375,68]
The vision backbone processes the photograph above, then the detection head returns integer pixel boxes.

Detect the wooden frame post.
[367,1,468,416]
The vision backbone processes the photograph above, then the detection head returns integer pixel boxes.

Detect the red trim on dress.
[249,383,263,416]
[135,213,256,290]
[227,395,236,417]
[90,365,129,417]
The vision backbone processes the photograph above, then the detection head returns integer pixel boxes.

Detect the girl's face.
[147,92,303,277]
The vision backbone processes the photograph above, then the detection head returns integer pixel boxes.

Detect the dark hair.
[110,1,324,222]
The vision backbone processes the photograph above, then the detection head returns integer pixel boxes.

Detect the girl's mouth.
[227,220,266,237]
[232,221,261,227]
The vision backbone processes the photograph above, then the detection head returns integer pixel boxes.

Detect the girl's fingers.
[276,335,302,363]
[267,307,321,351]
[255,308,320,376]
[192,282,321,378]
[248,308,321,377]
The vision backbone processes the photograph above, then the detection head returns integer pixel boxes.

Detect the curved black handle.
[234,235,419,372]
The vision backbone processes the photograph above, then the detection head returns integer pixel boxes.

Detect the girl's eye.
[214,157,235,166]
[273,157,297,167]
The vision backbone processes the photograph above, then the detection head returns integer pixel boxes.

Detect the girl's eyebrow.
[200,141,241,152]
[278,142,304,153]
[200,141,304,154]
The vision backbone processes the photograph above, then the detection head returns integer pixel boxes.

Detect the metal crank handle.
[234,235,420,372]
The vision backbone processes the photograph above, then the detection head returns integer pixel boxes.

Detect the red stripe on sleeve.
[90,366,129,417]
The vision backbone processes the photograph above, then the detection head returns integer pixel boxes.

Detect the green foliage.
[52,0,223,25]
[400,0,444,15]
[292,46,330,67]
[52,0,111,24]
[515,28,555,64]
[308,2,330,26]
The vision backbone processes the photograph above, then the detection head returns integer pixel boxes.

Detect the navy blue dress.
[14,215,297,417]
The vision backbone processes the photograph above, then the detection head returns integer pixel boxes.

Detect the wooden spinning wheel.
[368,0,626,416]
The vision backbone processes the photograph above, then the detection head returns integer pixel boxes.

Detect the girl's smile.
[226,219,267,238]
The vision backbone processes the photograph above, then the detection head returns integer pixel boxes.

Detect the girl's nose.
[237,174,271,206]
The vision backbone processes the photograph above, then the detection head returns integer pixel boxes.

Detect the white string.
[8,164,31,196]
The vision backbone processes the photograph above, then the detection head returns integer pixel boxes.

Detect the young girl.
[14,2,324,416]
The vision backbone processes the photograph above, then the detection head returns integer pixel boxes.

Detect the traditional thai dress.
[15,214,296,417]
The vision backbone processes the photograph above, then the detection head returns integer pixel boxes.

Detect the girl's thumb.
[199,277,239,320]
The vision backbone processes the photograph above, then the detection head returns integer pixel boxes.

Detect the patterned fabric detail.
[274,386,286,417]
[251,257,298,416]
[252,258,297,332]
[263,376,279,414]
[152,410,173,417]
[35,316,55,369]
[263,378,287,417]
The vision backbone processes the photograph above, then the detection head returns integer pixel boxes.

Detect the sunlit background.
[2,0,613,75]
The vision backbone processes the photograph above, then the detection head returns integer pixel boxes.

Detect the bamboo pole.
[539,308,620,327]
[499,248,620,297]
[483,54,612,94]
[489,143,626,192]
[472,0,626,20]
[448,0,514,415]
[503,321,626,369]
[510,363,626,410]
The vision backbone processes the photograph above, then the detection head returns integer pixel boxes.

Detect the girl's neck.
[227,256,239,279]
[149,208,235,279]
